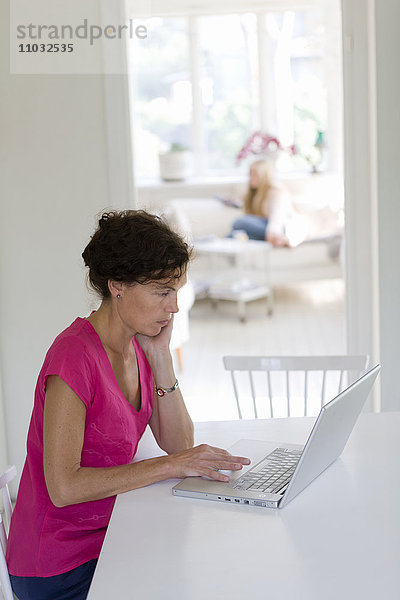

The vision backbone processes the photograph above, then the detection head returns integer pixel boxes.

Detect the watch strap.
[155,379,179,397]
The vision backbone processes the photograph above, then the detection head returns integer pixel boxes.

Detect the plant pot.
[159,151,192,181]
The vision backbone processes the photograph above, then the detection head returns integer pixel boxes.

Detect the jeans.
[10,559,98,600]
[231,215,268,241]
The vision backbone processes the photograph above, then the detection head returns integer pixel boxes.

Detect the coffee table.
[194,237,273,322]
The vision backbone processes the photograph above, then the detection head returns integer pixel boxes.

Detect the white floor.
[175,279,346,422]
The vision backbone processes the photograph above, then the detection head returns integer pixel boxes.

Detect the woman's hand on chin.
[135,315,174,357]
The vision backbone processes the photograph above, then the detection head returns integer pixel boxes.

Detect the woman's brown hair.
[82,210,192,298]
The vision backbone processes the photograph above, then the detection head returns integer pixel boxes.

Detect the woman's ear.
[108,280,124,299]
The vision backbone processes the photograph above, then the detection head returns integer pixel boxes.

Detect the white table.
[194,238,272,321]
[88,413,400,600]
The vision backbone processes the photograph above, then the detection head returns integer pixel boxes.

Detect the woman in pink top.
[7,210,250,600]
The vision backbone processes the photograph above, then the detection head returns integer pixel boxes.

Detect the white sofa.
[163,197,343,292]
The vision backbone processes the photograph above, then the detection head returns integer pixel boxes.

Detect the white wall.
[341,0,378,409]
[342,0,400,411]
[0,0,112,485]
[374,0,400,410]
[0,369,8,473]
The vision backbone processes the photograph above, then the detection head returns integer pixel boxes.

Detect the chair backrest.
[0,466,17,600]
[223,355,370,419]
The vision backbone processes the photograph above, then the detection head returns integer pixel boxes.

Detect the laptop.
[173,364,380,509]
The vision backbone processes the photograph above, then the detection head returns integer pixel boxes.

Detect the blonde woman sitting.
[231,159,291,246]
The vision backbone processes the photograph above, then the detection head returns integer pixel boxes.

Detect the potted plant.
[159,142,193,181]
[236,131,296,165]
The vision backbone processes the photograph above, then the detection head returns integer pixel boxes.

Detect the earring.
[116,294,121,299]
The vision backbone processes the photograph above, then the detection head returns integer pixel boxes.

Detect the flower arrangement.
[236,131,296,164]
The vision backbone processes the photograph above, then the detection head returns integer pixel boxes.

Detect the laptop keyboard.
[231,448,302,494]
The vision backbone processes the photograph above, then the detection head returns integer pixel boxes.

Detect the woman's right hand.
[266,232,291,247]
[167,444,251,482]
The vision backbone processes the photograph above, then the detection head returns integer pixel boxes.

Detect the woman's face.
[249,167,260,189]
[115,272,187,337]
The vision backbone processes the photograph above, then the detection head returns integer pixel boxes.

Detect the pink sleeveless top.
[7,317,153,577]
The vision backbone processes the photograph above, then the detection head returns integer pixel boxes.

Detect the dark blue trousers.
[10,559,98,600]
[231,215,269,240]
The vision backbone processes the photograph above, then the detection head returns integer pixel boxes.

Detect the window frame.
[127,0,342,181]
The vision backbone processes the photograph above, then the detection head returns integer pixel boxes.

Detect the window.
[198,14,258,173]
[128,2,342,180]
[129,18,191,179]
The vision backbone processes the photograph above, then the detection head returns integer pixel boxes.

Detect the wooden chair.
[0,466,17,600]
[223,355,370,419]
